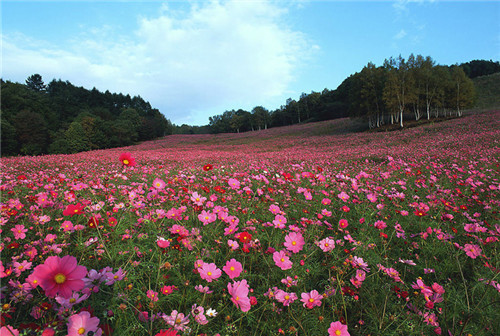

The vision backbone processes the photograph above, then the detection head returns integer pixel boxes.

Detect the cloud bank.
[2,1,312,125]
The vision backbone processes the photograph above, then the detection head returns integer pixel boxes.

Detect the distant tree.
[460,60,500,78]
[450,65,475,116]
[1,118,18,155]
[26,74,46,92]
[65,121,91,153]
[13,110,49,155]
[383,55,413,127]
[251,106,270,130]
[359,62,386,127]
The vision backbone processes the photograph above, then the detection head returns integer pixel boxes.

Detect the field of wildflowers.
[1,111,499,336]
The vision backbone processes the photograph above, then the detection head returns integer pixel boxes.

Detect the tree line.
[1,75,174,156]
[204,56,497,134]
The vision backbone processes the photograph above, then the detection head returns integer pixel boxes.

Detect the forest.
[205,56,498,134]
[1,76,173,156]
[1,57,498,155]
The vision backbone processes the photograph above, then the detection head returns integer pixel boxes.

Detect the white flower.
[206,308,217,317]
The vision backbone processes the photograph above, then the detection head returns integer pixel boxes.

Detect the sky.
[2,1,499,126]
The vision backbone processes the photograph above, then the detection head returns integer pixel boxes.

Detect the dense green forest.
[1,76,173,156]
[204,56,498,134]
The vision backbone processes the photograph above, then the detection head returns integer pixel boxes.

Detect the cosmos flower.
[32,255,87,299]
[223,258,243,279]
[328,321,350,336]
[67,311,102,336]
[119,152,136,167]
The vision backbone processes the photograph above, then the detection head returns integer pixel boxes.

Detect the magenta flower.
[464,243,482,259]
[328,321,350,336]
[0,325,19,336]
[227,279,251,312]
[338,219,349,229]
[300,290,323,309]
[273,214,287,228]
[273,250,293,270]
[222,258,243,279]
[32,255,87,299]
[284,232,305,253]
[199,262,222,282]
[228,178,241,189]
[67,311,102,336]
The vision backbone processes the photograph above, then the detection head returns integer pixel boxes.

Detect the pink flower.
[464,244,482,259]
[152,178,166,189]
[300,290,322,309]
[67,311,102,336]
[328,321,350,336]
[284,232,305,253]
[163,310,189,331]
[147,289,159,302]
[374,220,387,230]
[199,262,222,282]
[32,255,87,299]
[119,152,135,167]
[273,214,287,228]
[198,210,216,225]
[13,260,32,277]
[275,290,298,306]
[227,279,251,312]
[0,326,19,336]
[318,237,335,252]
[228,178,240,189]
[273,250,293,270]
[11,225,27,240]
[157,237,171,249]
[161,285,177,295]
[223,258,243,279]
[338,219,349,229]
[338,191,349,202]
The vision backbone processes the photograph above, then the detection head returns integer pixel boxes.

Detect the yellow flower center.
[280,258,285,262]
[230,266,235,271]
[207,272,212,276]
[78,327,85,334]
[70,298,76,303]
[309,298,315,303]
[54,273,66,284]
[235,296,239,301]
[285,295,290,300]
[292,241,296,245]
[176,318,182,324]
[336,330,341,336]
[123,159,129,165]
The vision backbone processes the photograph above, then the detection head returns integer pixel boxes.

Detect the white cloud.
[394,29,407,39]
[1,1,313,125]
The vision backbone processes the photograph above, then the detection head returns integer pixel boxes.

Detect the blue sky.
[2,1,499,126]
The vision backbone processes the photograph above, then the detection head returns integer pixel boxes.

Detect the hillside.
[473,72,500,110]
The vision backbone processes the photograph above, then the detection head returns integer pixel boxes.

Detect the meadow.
[1,110,499,336]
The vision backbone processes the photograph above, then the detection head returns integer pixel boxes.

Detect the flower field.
[1,111,499,336]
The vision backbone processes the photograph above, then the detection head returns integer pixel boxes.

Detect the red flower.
[88,217,99,229]
[236,232,252,244]
[119,152,136,167]
[203,164,213,171]
[63,203,84,217]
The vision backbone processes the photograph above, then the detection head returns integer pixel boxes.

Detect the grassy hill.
[472,72,500,109]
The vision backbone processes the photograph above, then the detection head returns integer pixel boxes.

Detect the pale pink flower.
[228,178,240,189]
[273,250,293,270]
[152,178,166,190]
[163,310,189,331]
[227,279,251,312]
[0,325,19,336]
[222,259,243,279]
[338,191,349,202]
[67,311,102,336]
[284,232,305,253]
[275,290,298,306]
[199,262,222,282]
[318,237,335,252]
[198,210,216,225]
[300,290,322,309]
[13,260,32,277]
